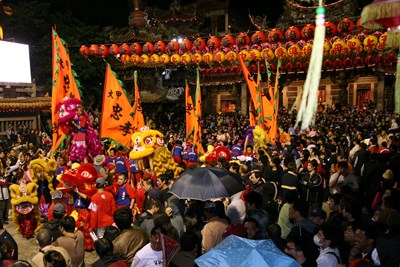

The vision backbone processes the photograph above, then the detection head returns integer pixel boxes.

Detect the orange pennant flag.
[100,63,135,149]
[260,60,281,144]
[185,82,194,138]
[238,54,263,126]
[193,68,204,154]
[51,29,81,153]
[133,70,145,131]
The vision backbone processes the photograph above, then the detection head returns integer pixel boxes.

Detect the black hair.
[43,250,67,267]
[244,191,263,209]
[60,216,75,233]
[103,226,121,242]
[94,238,113,258]
[180,231,199,252]
[291,199,309,218]
[113,206,133,231]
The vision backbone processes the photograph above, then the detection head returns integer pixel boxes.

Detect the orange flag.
[260,60,281,144]
[238,54,262,126]
[100,63,135,149]
[51,29,81,153]
[185,82,194,138]
[193,68,204,154]
[132,70,145,131]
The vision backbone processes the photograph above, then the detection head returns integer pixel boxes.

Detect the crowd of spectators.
[0,102,399,267]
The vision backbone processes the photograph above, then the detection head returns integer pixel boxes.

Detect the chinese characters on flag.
[100,63,136,149]
[51,29,81,153]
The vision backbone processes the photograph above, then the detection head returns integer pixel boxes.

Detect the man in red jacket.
[88,178,116,239]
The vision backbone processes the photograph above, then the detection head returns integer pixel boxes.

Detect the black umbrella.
[169,167,245,201]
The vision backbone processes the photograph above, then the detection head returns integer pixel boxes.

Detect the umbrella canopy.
[169,167,245,201]
[195,235,301,267]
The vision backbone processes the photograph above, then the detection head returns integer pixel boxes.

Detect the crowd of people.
[0,102,399,267]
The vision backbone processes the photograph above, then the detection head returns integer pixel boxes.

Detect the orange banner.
[193,68,204,154]
[100,63,135,149]
[238,55,263,125]
[185,82,194,138]
[51,29,81,153]
[132,70,145,131]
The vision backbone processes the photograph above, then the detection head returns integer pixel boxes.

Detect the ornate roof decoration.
[0,96,51,111]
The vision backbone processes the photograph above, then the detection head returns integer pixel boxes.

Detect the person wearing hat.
[309,208,327,227]
[42,202,67,242]
[93,154,107,178]
[47,190,64,221]
[88,178,116,239]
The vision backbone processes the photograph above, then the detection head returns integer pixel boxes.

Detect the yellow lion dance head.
[129,127,182,178]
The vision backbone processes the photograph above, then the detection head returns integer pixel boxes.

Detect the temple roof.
[0,96,51,112]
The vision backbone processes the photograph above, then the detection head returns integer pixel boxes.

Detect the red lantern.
[251,31,267,44]
[356,18,366,31]
[325,21,337,37]
[130,43,142,55]
[385,54,397,65]
[89,44,99,55]
[207,36,221,50]
[119,43,130,55]
[285,26,301,41]
[99,45,109,57]
[303,61,309,70]
[221,34,235,48]
[108,44,120,56]
[333,59,343,69]
[154,41,166,53]
[269,64,277,73]
[235,33,251,47]
[343,58,353,68]
[285,62,294,72]
[295,62,303,72]
[167,40,180,53]
[375,54,384,65]
[365,55,375,65]
[142,42,154,55]
[354,57,364,66]
[193,37,206,51]
[301,24,315,39]
[79,45,89,57]
[323,59,333,70]
[268,28,283,43]
[250,64,258,73]
[180,39,192,52]
[337,18,355,34]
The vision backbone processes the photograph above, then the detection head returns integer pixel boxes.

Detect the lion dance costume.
[10,180,42,238]
[56,97,102,162]
[60,163,98,250]
[129,126,183,178]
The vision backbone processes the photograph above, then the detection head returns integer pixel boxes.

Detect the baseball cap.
[96,178,107,188]
[51,190,63,200]
[53,203,66,216]
[310,208,327,220]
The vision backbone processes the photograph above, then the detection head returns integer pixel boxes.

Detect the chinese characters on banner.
[193,68,204,154]
[100,63,136,149]
[185,82,194,138]
[51,29,81,153]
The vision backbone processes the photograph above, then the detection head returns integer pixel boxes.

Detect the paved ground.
[4,217,99,265]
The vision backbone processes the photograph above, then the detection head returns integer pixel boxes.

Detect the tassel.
[296,1,326,130]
